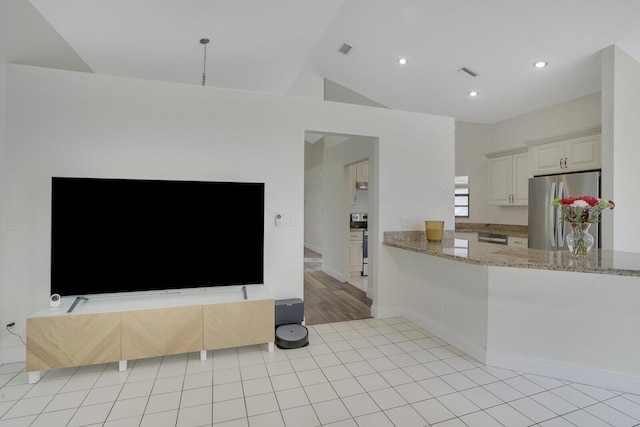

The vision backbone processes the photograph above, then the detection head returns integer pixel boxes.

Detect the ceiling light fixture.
[468,91,479,97]
[534,60,548,68]
[457,67,478,78]
[200,37,210,86]
[398,58,407,65]
[339,43,352,55]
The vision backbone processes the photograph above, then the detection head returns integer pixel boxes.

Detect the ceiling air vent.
[457,67,478,78]
[338,43,352,55]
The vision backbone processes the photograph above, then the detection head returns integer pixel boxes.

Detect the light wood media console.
[26,285,274,383]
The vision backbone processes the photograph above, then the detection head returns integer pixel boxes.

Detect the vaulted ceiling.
[2,1,640,124]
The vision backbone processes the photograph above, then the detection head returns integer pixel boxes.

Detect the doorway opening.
[303,131,375,325]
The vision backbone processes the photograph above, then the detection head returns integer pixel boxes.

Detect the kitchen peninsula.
[384,230,640,276]
[382,230,640,394]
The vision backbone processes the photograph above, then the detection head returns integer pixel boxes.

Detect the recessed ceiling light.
[468,91,479,97]
[397,58,407,65]
[534,61,548,68]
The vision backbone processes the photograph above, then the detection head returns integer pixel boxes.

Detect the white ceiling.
[4,0,640,124]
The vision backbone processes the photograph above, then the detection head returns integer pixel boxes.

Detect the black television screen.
[51,177,264,296]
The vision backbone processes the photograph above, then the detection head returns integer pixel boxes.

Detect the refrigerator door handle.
[558,181,565,247]
[549,182,557,247]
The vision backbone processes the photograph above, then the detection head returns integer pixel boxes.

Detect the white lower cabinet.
[349,231,363,273]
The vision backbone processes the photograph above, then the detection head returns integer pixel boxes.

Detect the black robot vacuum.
[274,298,309,349]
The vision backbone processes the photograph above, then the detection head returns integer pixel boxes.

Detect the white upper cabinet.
[486,148,529,206]
[348,160,368,204]
[528,128,601,176]
[348,164,357,204]
[356,160,369,183]
[512,153,529,205]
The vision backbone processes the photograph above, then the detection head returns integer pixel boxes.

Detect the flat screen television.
[51,177,264,297]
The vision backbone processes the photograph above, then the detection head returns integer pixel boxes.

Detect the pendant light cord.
[200,38,210,87]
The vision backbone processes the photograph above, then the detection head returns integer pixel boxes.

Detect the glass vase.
[566,223,594,258]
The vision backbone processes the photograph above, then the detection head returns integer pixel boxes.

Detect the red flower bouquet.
[551,196,614,257]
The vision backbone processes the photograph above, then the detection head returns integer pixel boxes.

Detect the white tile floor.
[1,317,640,426]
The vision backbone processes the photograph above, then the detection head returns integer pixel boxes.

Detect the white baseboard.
[371,304,402,320]
[486,351,640,395]
[321,265,347,283]
[304,243,322,255]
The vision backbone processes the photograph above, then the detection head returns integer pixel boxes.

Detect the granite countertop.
[383,230,640,277]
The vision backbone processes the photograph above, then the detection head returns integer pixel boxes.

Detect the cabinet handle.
[560,159,563,168]
[563,158,567,168]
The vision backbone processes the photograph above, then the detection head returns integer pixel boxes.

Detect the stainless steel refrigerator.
[528,170,600,250]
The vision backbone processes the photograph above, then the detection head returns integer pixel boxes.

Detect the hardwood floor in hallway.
[303,248,372,326]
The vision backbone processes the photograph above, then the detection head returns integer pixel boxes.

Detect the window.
[453,237,469,257]
[455,176,469,217]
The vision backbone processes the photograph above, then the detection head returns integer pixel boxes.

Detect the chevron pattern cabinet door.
[203,299,274,350]
[26,312,121,371]
[121,306,203,360]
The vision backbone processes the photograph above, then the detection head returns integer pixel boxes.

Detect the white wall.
[0,64,455,362]
[456,92,602,225]
[454,122,496,223]
[303,139,325,253]
[285,61,325,100]
[351,188,369,213]
[382,247,489,363]
[303,140,370,256]
[487,267,640,393]
[601,46,640,252]
[304,161,324,254]
[488,92,602,154]
[0,64,10,355]
[375,112,455,310]
[324,79,387,109]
